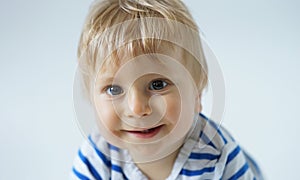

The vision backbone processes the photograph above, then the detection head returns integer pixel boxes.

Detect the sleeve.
[70,149,97,180]
[219,140,264,180]
[70,138,109,180]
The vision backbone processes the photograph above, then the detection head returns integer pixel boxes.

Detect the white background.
[0,0,299,179]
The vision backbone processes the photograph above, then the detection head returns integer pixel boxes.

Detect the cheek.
[163,94,181,124]
[95,101,120,130]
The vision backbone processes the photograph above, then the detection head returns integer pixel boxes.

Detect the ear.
[194,93,202,113]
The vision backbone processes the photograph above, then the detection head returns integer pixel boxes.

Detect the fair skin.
[92,48,201,179]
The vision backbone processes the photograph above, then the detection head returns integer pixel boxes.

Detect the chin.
[126,140,182,163]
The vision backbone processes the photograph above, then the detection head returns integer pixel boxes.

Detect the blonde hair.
[78,0,208,95]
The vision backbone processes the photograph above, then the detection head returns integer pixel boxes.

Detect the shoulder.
[71,133,130,180]
[183,114,264,179]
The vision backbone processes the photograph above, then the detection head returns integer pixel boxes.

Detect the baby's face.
[92,51,200,161]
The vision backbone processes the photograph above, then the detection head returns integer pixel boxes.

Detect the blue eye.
[106,85,123,96]
[149,80,168,90]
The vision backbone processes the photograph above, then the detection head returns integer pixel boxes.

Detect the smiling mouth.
[123,125,164,139]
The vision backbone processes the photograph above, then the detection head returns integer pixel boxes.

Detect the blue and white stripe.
[71,114,263,180]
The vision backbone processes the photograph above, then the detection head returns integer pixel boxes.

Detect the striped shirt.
[71,114,263,180]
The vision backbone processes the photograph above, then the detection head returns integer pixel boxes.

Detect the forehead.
[97,42,187,77]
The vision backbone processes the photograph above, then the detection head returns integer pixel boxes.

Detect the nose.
[126,87,152,118]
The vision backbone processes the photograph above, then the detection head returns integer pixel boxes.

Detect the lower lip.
[125,125,163,139]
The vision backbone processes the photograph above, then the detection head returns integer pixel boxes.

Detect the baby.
[71,0,263,179]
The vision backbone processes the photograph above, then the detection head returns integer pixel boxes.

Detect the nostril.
[128,105,152,118]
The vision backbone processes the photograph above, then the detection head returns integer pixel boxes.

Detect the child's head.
[77,0,208,162]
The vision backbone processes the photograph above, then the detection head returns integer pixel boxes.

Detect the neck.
[134,148,180,180]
